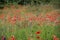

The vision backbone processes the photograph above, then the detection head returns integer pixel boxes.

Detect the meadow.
[0,4,60,40]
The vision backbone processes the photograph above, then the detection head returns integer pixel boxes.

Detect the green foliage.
[50,0,60,9]
[0,0,60,9]
[54,25,60,38]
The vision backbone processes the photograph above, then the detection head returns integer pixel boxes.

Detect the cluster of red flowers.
[0,10,60,25]
[1,35,15,40]
[35,31,41,39]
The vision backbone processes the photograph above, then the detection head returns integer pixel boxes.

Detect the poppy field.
[0,5,60,40]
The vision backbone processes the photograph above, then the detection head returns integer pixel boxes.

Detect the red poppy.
[36,14,46,23]
[1,36,6,40]
[10,17,16,24]
[53,35,59,40]
[7,15,17,24]
[17,15,21,21]
[28,17,33,22]
[36,31,41,34]
[36,36,40,39]
[15,9,20,13]
[25,13,36,22]
[28,37,31,40]
[55,20,60,25]
[11,35,15,40]
[46,14,56,22]
[50,16,56,22]
[7,15,12,22]
[0,14,5,20]
[12,15,17,21]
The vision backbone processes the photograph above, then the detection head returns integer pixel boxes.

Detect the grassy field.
[0,4,60,40]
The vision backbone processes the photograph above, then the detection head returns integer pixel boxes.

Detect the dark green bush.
[0,0,53,5]
[0,0,60,9]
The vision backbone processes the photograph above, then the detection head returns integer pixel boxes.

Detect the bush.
[0,0,60,9]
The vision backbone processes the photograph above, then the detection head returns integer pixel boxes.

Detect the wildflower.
[12,15,17,21]
[28,17,33,22]
[7,15,12,22]
[15,9,20,13]
[45,10,60,22]
[0,14,5,20]
[28,37,30,40]
[10,16,17,24]
[28,16,36,22]
[1,36,6,40]
[46,14,56,22]
[36,14,46,22]
[54,20,60,25]
[36,36,40,39]
[11,35,15,40]
[50,16,56,22]
[17,15,21,21]
[53,35,59,40]
[20,17,25,22]
[36,31,41,34]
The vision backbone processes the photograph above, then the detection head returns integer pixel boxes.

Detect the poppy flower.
[20,17,25,22]
[45,11,60,22]
[1,36,6,40]
[10,15,17,24]
[36,14,46,23]
[28,37,30,40]
[54,20,60,25]
[7,15,12,22]
[15,9,20,13]
[28,17,33,22]
[12,16,17,21]
[11,35,15,40]
[36,31,41,34]
[17,15,21,21]
[0,14,5,20]
[49,16,56,22]
[46,14,56,22]
[28,17,36,22]
[36,36,40,39]
[53,35,59,40]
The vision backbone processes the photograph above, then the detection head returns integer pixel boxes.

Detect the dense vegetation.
[0,0,60,40]
[0,0,60,9]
